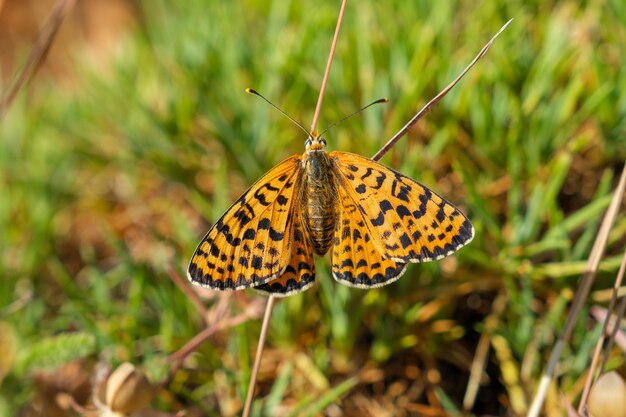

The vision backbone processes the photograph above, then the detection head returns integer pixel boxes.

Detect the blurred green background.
[1,0,625,416]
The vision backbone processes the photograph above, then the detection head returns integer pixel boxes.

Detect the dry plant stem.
[600,251,626,370]
[168,267,209,321]
[562,393,583,417]
[592,305,626,353]
[578,248,626,412]
[160,300,263,390]
[242,296,275,417]
[0,0,76,119]
[168,301,261,364]
[528,164,626,417]
[309,0,348,134]
[241,2,348,416]
[463,291,508,411]
[371,18,513,161]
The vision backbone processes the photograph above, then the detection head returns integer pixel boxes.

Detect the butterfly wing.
[188,155,303,290]
[330,151,474,264]
[255,208,316,296]
[332,179,408,287]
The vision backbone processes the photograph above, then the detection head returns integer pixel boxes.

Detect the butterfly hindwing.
[330,151,474,263]
[255,208,316,296]
[331,180,408,287]
[187,155,302,290]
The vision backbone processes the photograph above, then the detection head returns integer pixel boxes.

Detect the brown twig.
[241,2,349,416]
[528,164,626,417]
[578,248,626,412]
[463,290,508,411]
[309,0,348,134]
[599,251,626,363]
[168,266,210,322]
[591,306,626,353]
[371,19,512,162]
[242,296,276,417]
[161,299,264,390]
[0,0,76,119]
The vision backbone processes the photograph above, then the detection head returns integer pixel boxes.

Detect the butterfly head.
[305,132,327,152]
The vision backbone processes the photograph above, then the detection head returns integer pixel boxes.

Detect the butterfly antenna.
[319,98,389,137]
[245,88,310,137]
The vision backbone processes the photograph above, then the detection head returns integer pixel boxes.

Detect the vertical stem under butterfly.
[242,296,275,417]
[241,2,348,416]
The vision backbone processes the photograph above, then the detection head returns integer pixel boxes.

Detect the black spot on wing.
[399,233,411,249]
[396,205,411,218]
[360,167,373,180]
[413,188,432,219]
[251,256,263,270]
[269,228,284,241]
[253,188,271,206]
[333,261,407,287]
[218,224,242,247]
[371,211,384,226]
[436,203,447,223]
[379,200,393,213]
[243,229,256,240]
[373,171,387,189]
[371,200,394,226]
[258,217,285,241]
[391,177,412,202]
[258,218,271,229]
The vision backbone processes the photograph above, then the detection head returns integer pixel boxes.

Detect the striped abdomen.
[301,150,337,255]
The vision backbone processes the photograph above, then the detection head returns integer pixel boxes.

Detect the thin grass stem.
[528,164,626,417]
[241,2,349,415]
[309,0,348,134]
[578,248,626,413]
[599,251,626,373]
[242,295,275,417]
[0,0,76,119]
[371,19,512,162]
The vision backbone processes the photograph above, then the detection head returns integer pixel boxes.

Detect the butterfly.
[187,126,474,297]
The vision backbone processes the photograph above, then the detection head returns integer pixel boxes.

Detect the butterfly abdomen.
[302,151,337,255]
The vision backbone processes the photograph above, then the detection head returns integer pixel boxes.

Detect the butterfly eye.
[320,138,327,146]
[305,138,312,147]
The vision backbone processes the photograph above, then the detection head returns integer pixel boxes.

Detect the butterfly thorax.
[301,136,337,255]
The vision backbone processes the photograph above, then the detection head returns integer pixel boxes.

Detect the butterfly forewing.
[255,208,316,296]
[187,155,303,290]
[330,151,474,263]
[331,180,408,288]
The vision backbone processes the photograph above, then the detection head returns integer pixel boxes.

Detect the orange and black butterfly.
[187,111,474,297]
